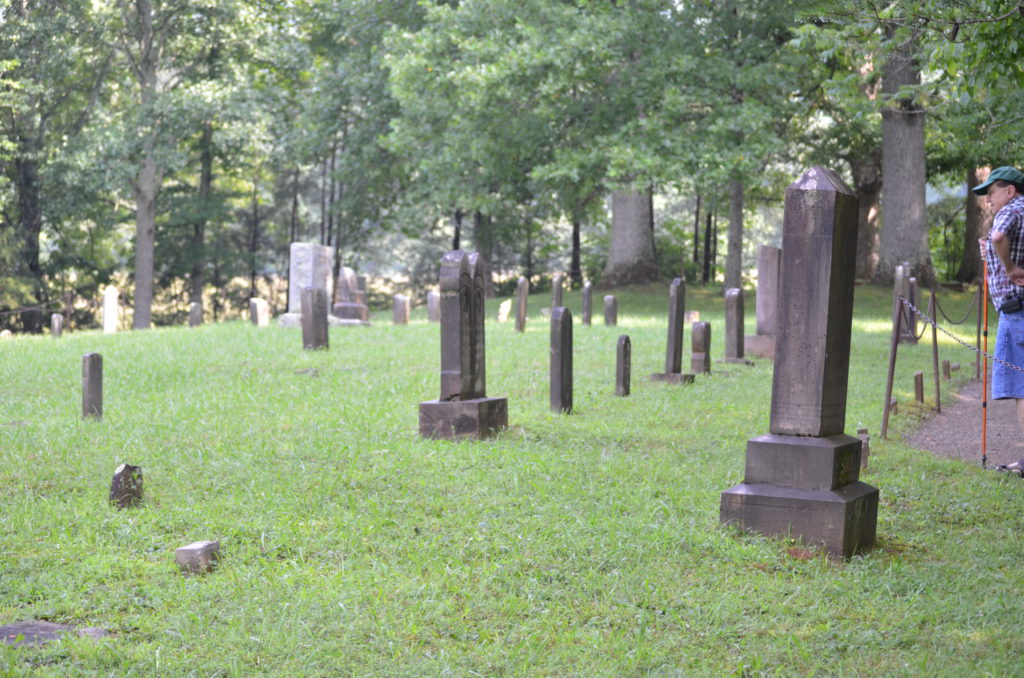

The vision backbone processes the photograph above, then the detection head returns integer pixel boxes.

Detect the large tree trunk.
[959,167,992,283]
[725,180,743,289]
[570,214,582,287]
[191,120,213,305]
[133,137,160,330]
[875,38,933,286]
[601,189,659,287]
[472,210,494,297]
[692,193,701,275]
[15,147,43,333]
[850,151,882,281]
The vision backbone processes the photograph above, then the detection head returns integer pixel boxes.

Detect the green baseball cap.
[972,166,1024,195]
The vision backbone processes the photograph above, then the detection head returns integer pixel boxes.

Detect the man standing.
[976,166,1024,472]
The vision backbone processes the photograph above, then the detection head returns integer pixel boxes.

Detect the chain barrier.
[932,288,978,326]
[898,295,1024,374]
[0,302,64,318]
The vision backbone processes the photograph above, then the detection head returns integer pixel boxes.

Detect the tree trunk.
[570,215,582,287]
[326,144,336,248]
[692,193,701,276]
[472,210,495,297]
[249,175,260,298]
[14,147,43,333]
[133,137,160,330]
[702,209,712,284]
[725,180,743,289]
[601,189,659,287]
[452,209,462,251]
[287,167,299,308]
[959,167,992,283]
[850,151,882,281]
[875,37,933,286]
[191,120,213,306]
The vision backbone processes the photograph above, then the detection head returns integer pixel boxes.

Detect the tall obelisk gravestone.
[419,251,508,439]
[720,167,878,558]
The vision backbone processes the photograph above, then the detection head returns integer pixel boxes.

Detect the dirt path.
[903,379,1024,468]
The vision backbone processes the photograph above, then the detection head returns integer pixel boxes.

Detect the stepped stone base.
[419,397,508,440]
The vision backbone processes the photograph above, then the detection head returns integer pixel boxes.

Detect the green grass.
[1,283,1021,677]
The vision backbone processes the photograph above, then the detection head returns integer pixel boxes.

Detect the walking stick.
[982,258,989,469]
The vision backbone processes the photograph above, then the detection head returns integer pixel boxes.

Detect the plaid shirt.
[984,195,1024,308]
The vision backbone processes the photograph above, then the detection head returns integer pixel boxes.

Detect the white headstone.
[102,286,119,334]
[280,243,334,327]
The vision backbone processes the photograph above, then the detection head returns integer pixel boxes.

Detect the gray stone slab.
[616,335,631,397]
[724,288,744,360]
[603,295,617,326]
[287,243,334,314]
[249,298,270,327]
[515,277,528,333]
[50,313,63,339]
[109,464,143,509]
[755,245,781,337]
[301,287,329,350]
[427,290,441,322]
[82,353,102,420]
[744,433,861,490]
[175,540,220,574]
[392,294,410,325]
[550,306,573,413]
[582,282,593,326]
[691,321,711,375]
[418,397,508,439]
[650,372,694,384]
[0,621,109,647]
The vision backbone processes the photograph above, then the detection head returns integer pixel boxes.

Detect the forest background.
[2,0,1022,332]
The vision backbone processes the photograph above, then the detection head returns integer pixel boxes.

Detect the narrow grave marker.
[723,288,747,363]
[515,277,528,333]
[651,278,694,384]
[82,353,102,420]
[691,321,711,375]
[582,282,593,326]
[603,295,617,326]
[250,298,270,327]
[50,313,63,339]
[109,464,143,509]
[300,287,329,350]
[427,290,441,322]
[616,335,631,397]
[550,306,573,413]
[914,371,925,403]
[746,245,781,358]
[392,294,410,325]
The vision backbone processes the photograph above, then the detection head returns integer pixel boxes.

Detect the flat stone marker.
[300,287,329,350]
[419,250,508,439]
[496,298,512,323]
[102,286,119,334]
[249,298,270,327]
[894,263,917,345]
[691,321,711,375]
[720,166,878,558]
[393,294,410,325]
[0,621,109,647]
[515,277,528,333]
[550,306,573,413]
[82,353,102,420]
[745,245,781,358]
[604,295,617,326]
[332,266,369,323]
[616,335,631,397]
[188,302,202,328]
[175,540,220,575]
[109,464,143,509]
[51,313,63,339]
[651,278,694,384]
[582,282,593,326]
[551,272,564,309]
[280,242,334,327]
[723,288,747,363]
[427,290,441,322]
[914,371,925,403]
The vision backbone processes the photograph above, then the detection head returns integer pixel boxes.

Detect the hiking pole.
[982,258,989,470]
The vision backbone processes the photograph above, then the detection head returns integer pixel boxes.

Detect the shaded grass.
[0,283,1021,676]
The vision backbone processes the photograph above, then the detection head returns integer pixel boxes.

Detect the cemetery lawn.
[2,284,1022,677]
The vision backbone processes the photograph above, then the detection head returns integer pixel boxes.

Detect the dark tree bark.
[601,189,659,287]
[959,167,992,283]
[191,120,213,306]
[692,193,701,276]
[472,210,495,297]
[452,209,462,251]
[570,214,582,287]
[725,180,744,289]
[850,151,882,281]
[14,144,43,333]
[249,175,260,298]
[702,209,712,284]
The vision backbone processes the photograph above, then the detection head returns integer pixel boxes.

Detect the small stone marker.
[651,278,694,384]
[188,302,202,327]
[427,290,441,322]
[515,277,528,333]
[0,621,109,648]
[332,266,369,323]
[691,321,711,375]
[942,359,951,380]
[82,353,102,420]
[102,286,119,334]
[300,287,329,350]
[720,166,878,558]
[604,295,617,326]
[914,371,925,403]
[393,294,410,325]
[175,540,220,575]
[419,251,508,439]
[857,428,870,470]
[551,272,564,309]
[249,298,270,327]
[280,242,334,327]
[497,298,512,323]
[50,313,63,339]
[616,335,631,397]
[723,288,746,363]
[109,464,143,509]
[894,263,917,345]
[745,245,781,358]
[550,306,573,413]
[582,282,593,326]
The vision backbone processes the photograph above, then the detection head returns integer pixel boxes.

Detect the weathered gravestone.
[109,464,143,509]
[616,335,631,397]
[551,273,565,309]
[651,278,694,384]
[50,313,63,339]
[745,245,782,358]
[426,290,441,322]
[691,321,711,375]
[720,166,878,558]
[82,353,103,420]
[723,288,749,364]
[300,287,329,350]
[0,621,109,647]
[550,307,573,413]
[280,242,334,327]
[175,540,220,575]
[582,282,593,326]
[914,371,925,403]
[392,294,410,325]
[102,286,119,335]
[894,263,917,345]
[249,298,270,327]
[496,299,512,323]
[332,266,369,324]
[515,277,528,333]
[188,302,202,328]
[419,251,508,439]
[604,295,618,326]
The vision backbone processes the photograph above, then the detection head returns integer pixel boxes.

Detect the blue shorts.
[993,309,1024,399]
